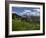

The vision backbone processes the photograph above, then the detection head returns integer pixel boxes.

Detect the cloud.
[12,11,20,15]
[19,9,40,16]
[33,9,40,12]
[20,10,32,16]
[24,10,31,13]
[12,9,40,16]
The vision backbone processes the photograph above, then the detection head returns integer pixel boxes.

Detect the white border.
[9,4,43,35]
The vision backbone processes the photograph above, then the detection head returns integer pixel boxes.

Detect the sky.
[12,7,40,16]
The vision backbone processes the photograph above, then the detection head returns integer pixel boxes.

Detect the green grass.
[12,16,40,31]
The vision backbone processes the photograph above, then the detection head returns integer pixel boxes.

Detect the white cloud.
[20,9,40,16]
[12,9,40,16]
[24,10,31,13]
[33,9,40,12]
[12,11,20,15]
[32,12,36,15]
[20,10,32,16]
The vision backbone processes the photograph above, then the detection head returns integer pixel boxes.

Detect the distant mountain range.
[13,10,40,18]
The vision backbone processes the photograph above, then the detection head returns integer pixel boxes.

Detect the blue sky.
[12,7,40,16]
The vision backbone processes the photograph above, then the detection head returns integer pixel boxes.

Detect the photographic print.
[5,1,45,37]
[12,7,40,31]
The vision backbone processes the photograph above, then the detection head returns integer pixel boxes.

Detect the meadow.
[12,14,40,31]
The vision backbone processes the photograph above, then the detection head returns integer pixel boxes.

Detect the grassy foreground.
[12,14,40,31]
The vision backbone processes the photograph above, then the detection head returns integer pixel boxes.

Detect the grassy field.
[12,14,40,31]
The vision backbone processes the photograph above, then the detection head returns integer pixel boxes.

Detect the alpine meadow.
[12,7,40,31]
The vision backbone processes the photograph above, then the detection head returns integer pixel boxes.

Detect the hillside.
[12,13,40,31]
